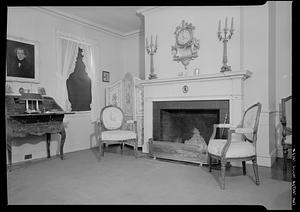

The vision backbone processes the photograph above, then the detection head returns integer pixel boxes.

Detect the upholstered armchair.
[280,96,292,172]
[97,105,138,160]
[207,102,262,189]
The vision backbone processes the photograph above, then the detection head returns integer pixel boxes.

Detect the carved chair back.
[240,102,262,146]
[100,105,125,131]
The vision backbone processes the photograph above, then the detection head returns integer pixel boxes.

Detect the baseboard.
[230,150,277,168]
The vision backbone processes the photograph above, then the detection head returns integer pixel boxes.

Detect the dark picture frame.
[6,36,39,83]
[102,70,110,82]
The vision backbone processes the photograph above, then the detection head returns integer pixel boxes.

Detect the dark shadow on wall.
[66,48,92,111]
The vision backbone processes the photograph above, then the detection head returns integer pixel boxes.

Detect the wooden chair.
[280,96,292,172]
[207,102,262,189]
[97,105,138,160]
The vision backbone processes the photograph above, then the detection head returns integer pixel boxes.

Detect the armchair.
[280,96,292,172]
[97,105,138,160]
[207,102,262,189]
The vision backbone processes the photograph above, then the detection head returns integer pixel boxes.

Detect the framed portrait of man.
[6,36,39,83]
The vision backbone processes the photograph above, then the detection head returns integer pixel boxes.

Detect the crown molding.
[35,7,142,39]
[136,6,169,16]
[123,30,142,38]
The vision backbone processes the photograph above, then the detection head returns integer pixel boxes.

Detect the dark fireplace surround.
[153,100,229,145]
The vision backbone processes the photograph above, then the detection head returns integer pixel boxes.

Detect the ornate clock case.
[171,20,200,69]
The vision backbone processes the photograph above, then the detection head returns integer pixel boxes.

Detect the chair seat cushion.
[101,130,137,141]
[208,139,256,158]
[284,135,292,145]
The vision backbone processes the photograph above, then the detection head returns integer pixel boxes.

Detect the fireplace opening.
[152,100,229,163]
[160,109,219,145]
[153,100,230,145]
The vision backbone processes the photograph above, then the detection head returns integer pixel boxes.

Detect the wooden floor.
[104,143,292,182]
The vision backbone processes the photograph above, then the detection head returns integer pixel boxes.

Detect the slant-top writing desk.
[5,94,74,171]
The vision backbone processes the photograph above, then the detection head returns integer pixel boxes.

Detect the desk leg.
[59,127,66,160]
[46,133,51,158]
[6,136,12,172]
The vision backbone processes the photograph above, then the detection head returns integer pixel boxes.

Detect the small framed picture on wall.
[102,70,110,82]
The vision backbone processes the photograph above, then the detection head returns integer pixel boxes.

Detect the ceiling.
[42,6,149,37]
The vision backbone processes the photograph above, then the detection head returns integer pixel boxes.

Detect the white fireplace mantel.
[139,70,252,153]
[140,70,252,86]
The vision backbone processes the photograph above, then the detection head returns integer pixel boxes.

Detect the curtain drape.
[56,39,79,112]
[56,37,98,122]
[80,44,98,122]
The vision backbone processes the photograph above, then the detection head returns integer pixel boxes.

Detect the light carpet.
[6,149,292,209]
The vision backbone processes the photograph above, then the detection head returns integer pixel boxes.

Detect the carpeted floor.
[6,148,292,209]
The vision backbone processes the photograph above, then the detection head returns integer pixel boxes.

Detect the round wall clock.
[176,29,193,46]
[171,20,200,69]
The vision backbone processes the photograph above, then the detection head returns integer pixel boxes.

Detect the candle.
[151,35,153,46]
[225,17,228,29]
[146,37,148,47]
[218,20,221,32]
[155,35,157,46]
[231,17,234,30]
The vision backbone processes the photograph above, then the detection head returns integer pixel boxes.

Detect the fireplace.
[153,100,229,145]
[139,70,252,164]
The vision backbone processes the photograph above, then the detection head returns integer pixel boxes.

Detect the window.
[66,48,92,111]
[56,31,98,121]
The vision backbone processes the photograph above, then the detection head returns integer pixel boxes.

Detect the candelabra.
[217,17,234,73]
[146,35,158,80]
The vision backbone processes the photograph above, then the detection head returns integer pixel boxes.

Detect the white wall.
[242,3,275,166]
[122,34,142,78]
[141,2,292,167]
[6,7,126,163]
[144,6,241,79]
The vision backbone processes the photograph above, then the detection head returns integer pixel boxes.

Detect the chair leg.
[134,139,138,158]
[98,140,102,161]
[283,145,288,172]
[121,142,124,154]
[220,161,226,190]
[242,161,246,175]
[252,158,260,185]
[208,154,212,172]
[102,143,105,156]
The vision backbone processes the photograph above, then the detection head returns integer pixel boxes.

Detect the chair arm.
[96,119,101,127]
[124,120,137,133]
[232,128,253,134]
[220,129,246,159]
[126,120,135,124]
[96,120,105,132]
[209,124,236,141]
[220,129,235,159]
[213,124,236,129]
